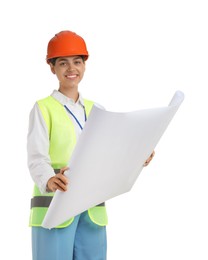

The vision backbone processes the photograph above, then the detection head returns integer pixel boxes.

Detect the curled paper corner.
[175,90,185,100]
[169,90,185,107]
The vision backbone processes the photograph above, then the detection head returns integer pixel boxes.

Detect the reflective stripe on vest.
[31,196,105,208]
[29,96,108,228]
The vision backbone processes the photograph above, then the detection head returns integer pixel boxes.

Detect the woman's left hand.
[143,151,155,167]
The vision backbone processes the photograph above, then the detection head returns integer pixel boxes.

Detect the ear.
[49,63,56,74]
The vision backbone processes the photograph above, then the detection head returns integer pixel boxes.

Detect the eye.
[59,62,67,66]
[74,60,81,65]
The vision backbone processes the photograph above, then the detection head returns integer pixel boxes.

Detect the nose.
[67,63,75,72]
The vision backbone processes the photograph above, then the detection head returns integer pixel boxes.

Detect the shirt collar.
[51,89,85,107]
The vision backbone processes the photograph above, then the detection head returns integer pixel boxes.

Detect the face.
[50,56,86,93]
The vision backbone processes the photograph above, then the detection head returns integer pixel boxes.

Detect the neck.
[58,87,79,102]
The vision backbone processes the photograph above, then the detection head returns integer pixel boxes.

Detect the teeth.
[67,75,77,78]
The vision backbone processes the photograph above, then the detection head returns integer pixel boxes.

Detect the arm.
[27,103,68,193]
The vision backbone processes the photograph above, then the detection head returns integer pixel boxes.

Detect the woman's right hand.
[47,166,69,192]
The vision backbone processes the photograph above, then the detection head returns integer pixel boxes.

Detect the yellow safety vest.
[29,96,108,228]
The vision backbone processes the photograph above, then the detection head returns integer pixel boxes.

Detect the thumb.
[60,166,69,175]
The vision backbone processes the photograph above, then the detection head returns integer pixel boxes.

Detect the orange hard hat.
[46,30,89,63]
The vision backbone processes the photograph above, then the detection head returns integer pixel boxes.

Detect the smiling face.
[49,56,86,99]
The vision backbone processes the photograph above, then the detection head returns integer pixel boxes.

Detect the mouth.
[65,74,78,79]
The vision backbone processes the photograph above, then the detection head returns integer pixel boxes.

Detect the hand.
[47,166,69,192]
[143,151,155,167]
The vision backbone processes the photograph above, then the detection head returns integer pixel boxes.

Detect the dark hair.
[48,56,85,66]
[48,58,57,66]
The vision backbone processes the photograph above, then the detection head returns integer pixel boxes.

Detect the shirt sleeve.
[27,102,55,194]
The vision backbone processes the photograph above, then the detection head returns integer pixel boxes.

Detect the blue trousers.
[32,211,107,260]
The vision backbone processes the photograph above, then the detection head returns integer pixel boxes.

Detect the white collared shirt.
[27,90,103,193]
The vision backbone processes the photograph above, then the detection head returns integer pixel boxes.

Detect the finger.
[54,178,68,191]
[50,183,65,192]
[143,151,155,166]
[60,166,69,175]
[56,173,69,185]
[147,151,155,162]
[150,151,155,159]
[143,161,149,167]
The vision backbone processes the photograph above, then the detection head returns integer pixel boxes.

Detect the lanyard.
[64,105,87,130]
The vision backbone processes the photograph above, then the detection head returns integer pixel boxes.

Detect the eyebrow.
[57,56,82,62]
[73,56,83,61]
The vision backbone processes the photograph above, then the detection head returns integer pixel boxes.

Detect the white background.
[0,0,207,259]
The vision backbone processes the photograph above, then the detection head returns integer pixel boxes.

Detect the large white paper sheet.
[42,90,184,229]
